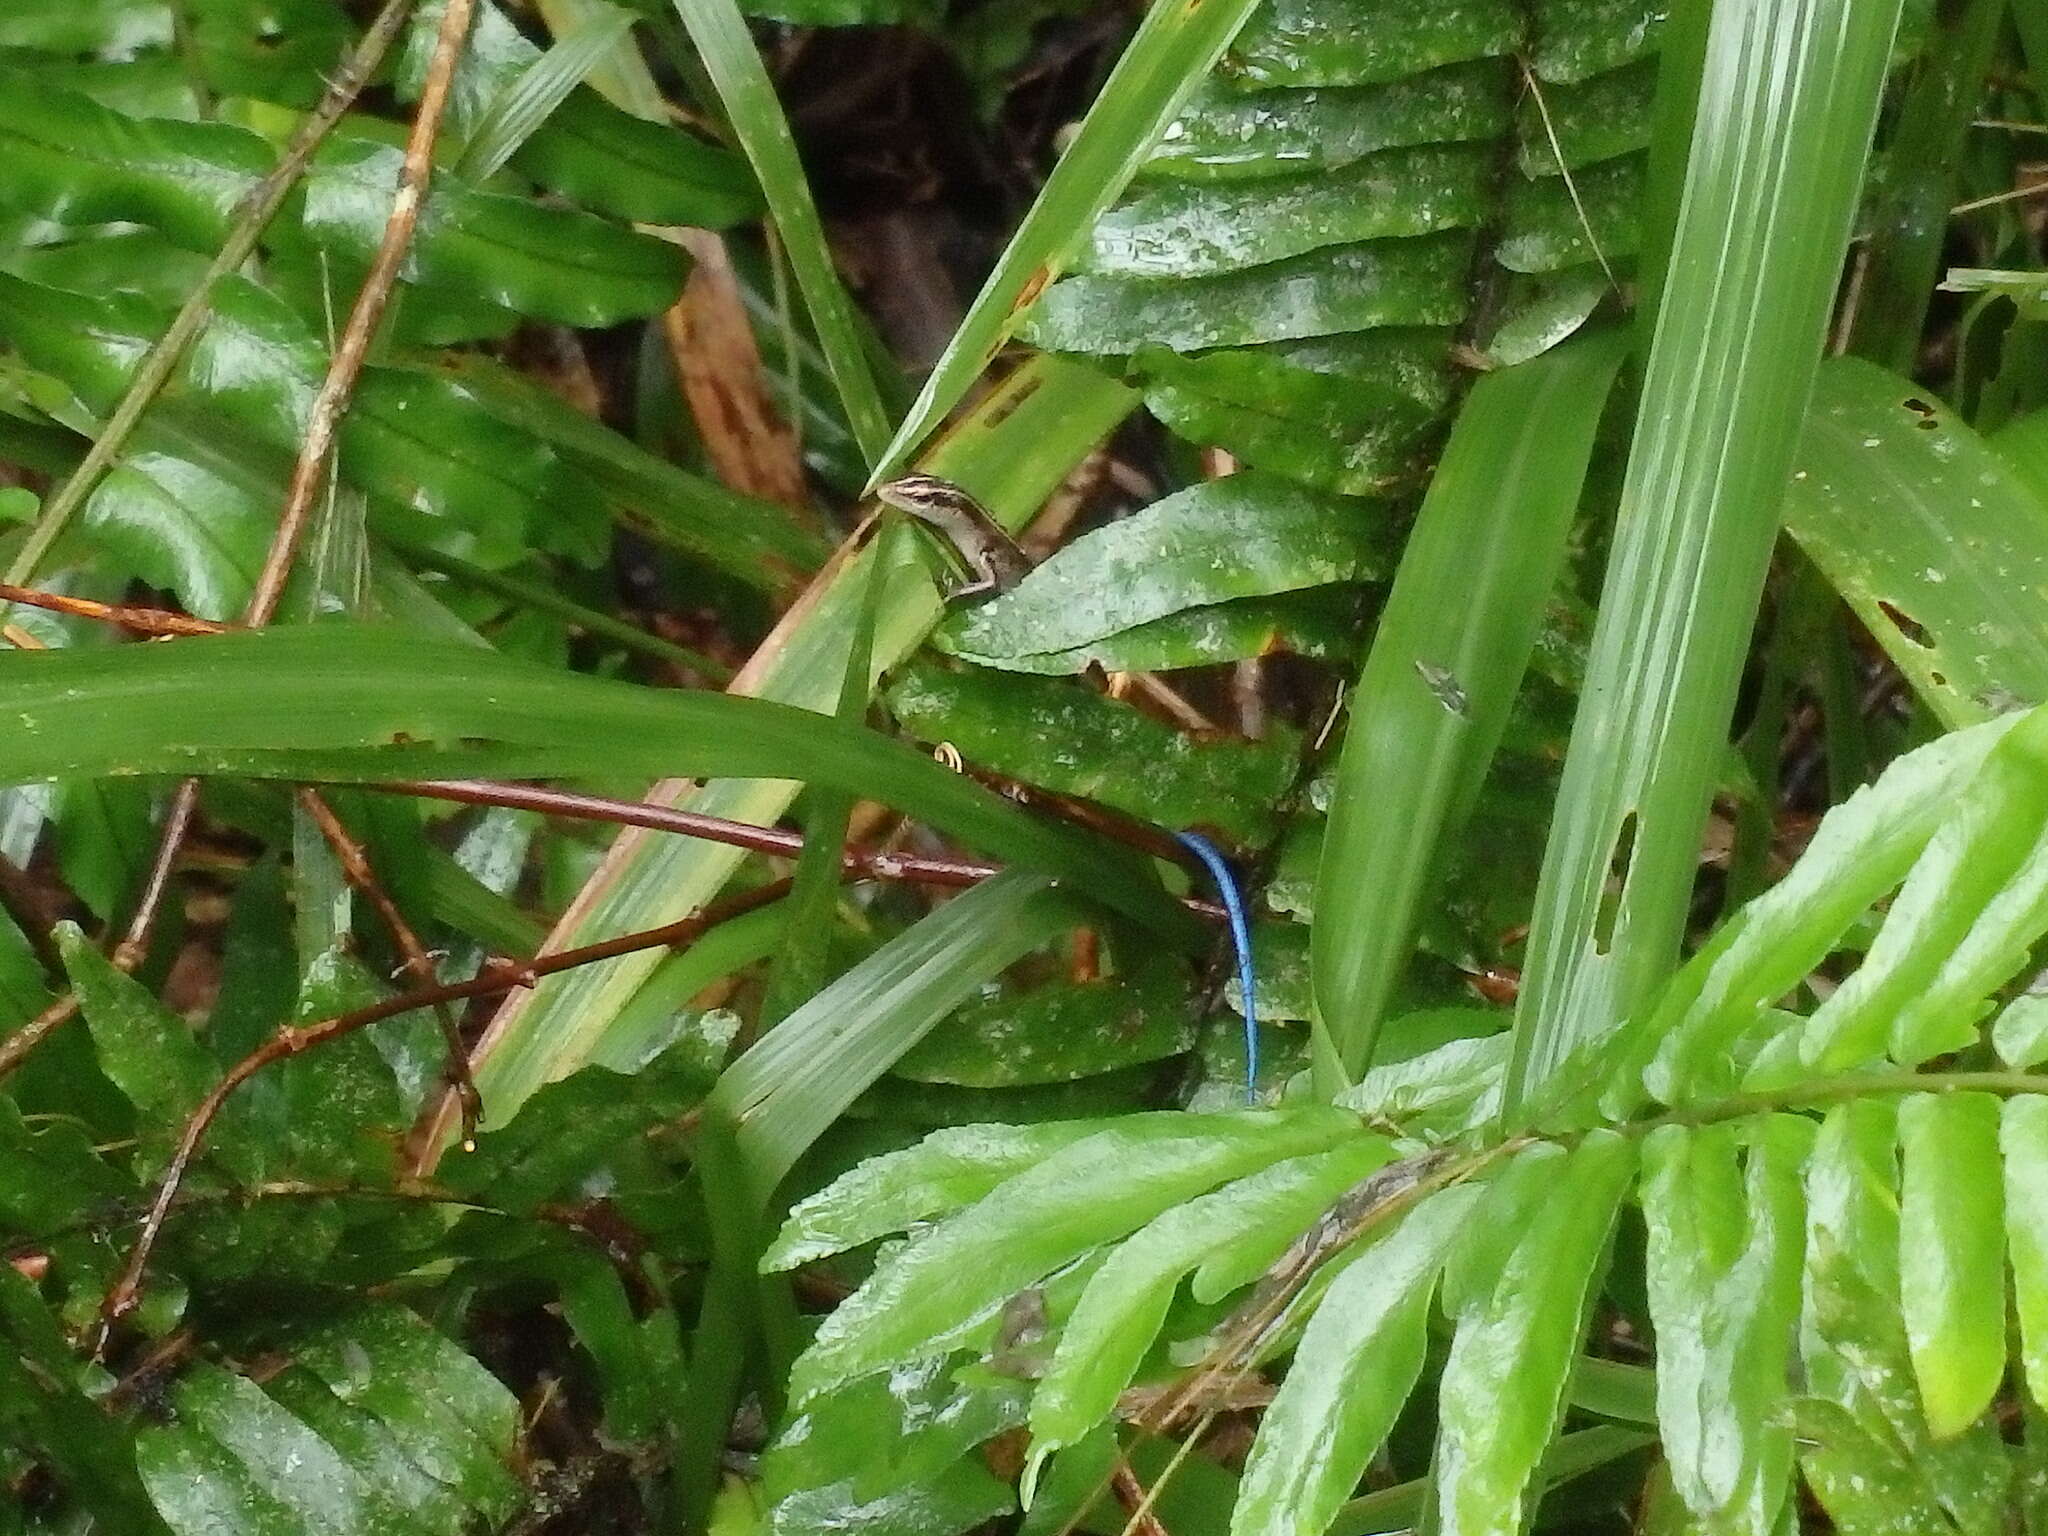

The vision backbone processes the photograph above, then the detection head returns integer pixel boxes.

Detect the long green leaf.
[466,355,1135,1129]
[1232,1185,1482,1536]
[1899,1091,2006,1439]
[1027,1137,1395,1466]
[0,626,1193,942]
[1433,1132,1634,1535]
[1312,329,1627,1085]
[669,0,890,464]
[2005,1096,2048,1410]
[1505,0,1906,1123]
[1639,1116,1808,1532]
[869,0,1264,483]
[711,871,1092,1198]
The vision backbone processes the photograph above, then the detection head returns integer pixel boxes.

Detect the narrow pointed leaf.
[1029,1137,1395,1458]
[1640,1117,1808,1531]
[1232,1184,1484,1536]
[1314,329,1627,1080]
[711,871,1093,1197]
[1505,0,1906,1120]
[1433,1131,1634,1535]
[1898,1092,2005,1438]
[2005,1096,2048,1410]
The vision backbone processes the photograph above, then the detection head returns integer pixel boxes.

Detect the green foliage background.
[0,0,2044,1532]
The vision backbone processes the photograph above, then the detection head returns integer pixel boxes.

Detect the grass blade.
[868,0,1263,484]
[1311,330,1627,1086]
[711,870,1091,1199]
[455,1,636,181]
[669,0,891,464]
[1504,0,1907,1124]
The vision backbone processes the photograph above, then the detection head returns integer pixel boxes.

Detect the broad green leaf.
[1220,0,1520,88]
[1898,1092,2005,1439]
[1797,706,2048,1072]
[0,69,272,248]
[289,1304,521,1511]
[887,661,1300,843]
[261,1365,469,1530]
[763,1357,1022,1536]
[297,138,685,328]
[1313,329,1628,1081]
[1025,232,1474,356]
[1997,995,2048,1071]
[892,957,1196,1087]
[1785,359,2048,728]
[140,1364,395,1535]
[787,1107,1363,1403]
[942,472,1384,666]
[1800,1098,2006,1533]
[0,625,1194,942]
[956,588,1358,676]
[1792,1396,1957,1536]
[764,1121,1106,1272]
[464,355,1137,1131]
[1495,156,1643,273]
[1131,332,1450,495]
[1139,62,1510,181]
[57,921,215,1138]
[1231,1183,1483,1536]
[2005,1096,2048,1409]
[1639,1117,1808,1532]
[1528,0,1665,82]
[1515,57,1657,175]
[872,0,1263,481]
[1507,0,1908,1123]
[1077,143,1491,280]
[711,872,1097,1197]
[1434,1131,1634,1536]
[1028,1137,1395,1461]
[1644,715,2018,1105]
[669,0,890,464]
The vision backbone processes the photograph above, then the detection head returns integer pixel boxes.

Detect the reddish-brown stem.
[95,880,792,1343]
[374,779,1228,921]
[295,788,482,1148]
[0,585,229,637]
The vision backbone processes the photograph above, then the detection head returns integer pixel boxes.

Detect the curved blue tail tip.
[1173,831,1259,1105]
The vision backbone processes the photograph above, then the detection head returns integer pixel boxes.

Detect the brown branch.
[242,0,476,626]
[0,584,228,638]
[95,881,792,1345]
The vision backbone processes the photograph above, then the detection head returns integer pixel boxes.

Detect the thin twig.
[95,881,792,1343]
[0,0,417,591]
[243,0,477,625]
[374,780,1230,921]
[295,788,481,1149]
[0,584,228,637]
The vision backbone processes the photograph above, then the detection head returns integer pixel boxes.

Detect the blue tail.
[1173,831,1259,1105]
